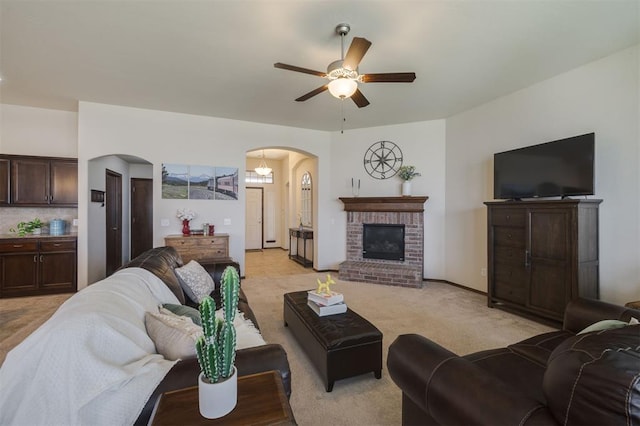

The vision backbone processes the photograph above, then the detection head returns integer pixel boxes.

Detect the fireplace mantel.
[339,196,428,213]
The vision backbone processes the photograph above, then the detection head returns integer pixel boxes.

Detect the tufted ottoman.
[283,291,383,392]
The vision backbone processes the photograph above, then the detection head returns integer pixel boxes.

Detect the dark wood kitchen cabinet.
[0,158,9,204]
[485,199,601,323]
[0,155,78,206]
[0,237,77,298]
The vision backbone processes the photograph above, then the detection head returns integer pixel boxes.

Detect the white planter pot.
[198,367,237,419]
[401,181,412,196]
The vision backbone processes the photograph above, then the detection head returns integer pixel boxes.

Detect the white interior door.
[246,187,263,250]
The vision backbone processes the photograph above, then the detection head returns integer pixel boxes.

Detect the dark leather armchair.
[387,298,640,425]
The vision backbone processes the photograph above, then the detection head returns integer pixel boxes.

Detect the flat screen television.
[493,133,595,200]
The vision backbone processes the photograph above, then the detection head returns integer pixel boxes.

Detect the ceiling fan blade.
[295,85,329,102]
[351,88,370,108]
[361,72,417,83]
[274,62,326,77]
[343,37,372,71]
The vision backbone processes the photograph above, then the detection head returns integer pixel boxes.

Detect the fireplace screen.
[362,224,405,261]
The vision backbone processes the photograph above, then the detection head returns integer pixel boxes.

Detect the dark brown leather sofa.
[120,247,291,425]
[388,298,640,426]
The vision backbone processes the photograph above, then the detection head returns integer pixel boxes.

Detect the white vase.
[401,181,412,196]
[198,367,237,419]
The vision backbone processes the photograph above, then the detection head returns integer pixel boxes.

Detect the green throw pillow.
[162,303,202,326]
[577,319,628,335]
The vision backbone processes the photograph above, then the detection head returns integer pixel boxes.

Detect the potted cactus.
[196,266,239,419]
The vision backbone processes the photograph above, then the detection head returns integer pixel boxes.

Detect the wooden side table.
[149,370,296,425]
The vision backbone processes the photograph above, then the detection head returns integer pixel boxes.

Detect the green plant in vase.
[398,165,421,196]
[397,165,421,181]
[10,218,43,236]
[196,266,239,383]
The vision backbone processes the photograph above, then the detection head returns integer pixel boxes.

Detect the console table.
[149,370,296,425]
[164,234,229,263]
[289,228,313,267]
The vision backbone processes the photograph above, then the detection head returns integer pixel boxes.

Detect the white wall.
[130,163,153,179]
[77,102,331,289]
[0,104,77,156]
[327,120,447,279]
[87,155,131,284]
[445,45,639,304]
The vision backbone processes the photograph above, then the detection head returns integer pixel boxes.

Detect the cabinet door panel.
[11,158,50,204]
[529,260,567,316]
[0,253,39,296]
[0,159,9,204]
[50,160,78,205]
[530,211,569,260]
[39,252,76,292]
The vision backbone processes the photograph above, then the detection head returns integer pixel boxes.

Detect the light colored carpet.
[0,270,555,425]
[241,273,555,426]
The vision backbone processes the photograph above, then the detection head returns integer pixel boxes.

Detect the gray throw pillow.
[174,260,215,303]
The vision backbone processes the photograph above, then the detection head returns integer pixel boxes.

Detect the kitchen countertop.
[0,233,77,240]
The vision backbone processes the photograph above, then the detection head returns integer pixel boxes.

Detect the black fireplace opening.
[362,223,405,261]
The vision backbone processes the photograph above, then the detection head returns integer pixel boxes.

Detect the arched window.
[300,171,312,227]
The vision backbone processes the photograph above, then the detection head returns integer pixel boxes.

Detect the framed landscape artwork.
[162,163,239,200]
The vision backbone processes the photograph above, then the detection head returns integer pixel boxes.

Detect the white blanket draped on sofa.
[0,268,181,426]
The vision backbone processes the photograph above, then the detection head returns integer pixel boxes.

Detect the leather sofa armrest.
[388,334,556,426]
[135,344,291,426]
[563,298,640,333]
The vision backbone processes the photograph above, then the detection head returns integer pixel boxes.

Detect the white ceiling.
[1,1,638,132]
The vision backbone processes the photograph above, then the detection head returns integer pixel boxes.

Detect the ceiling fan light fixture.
[328,78,358,99]
[255,150,272,176]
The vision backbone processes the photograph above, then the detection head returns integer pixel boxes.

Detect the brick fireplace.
[338,196,428,288]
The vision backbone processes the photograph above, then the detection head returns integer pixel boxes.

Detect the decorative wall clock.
[363,141,403,179]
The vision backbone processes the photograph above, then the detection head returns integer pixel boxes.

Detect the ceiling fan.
[274,23,416,108]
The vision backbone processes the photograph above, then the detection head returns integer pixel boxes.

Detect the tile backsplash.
[0,207,78,234]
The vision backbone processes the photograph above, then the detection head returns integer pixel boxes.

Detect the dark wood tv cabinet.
[485,199,602,323]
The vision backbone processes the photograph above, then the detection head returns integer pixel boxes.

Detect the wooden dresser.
[485,199,601,323]
[164,234,229,263]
